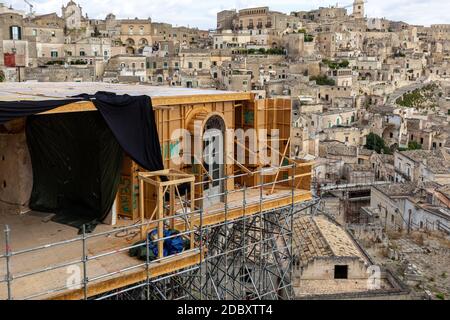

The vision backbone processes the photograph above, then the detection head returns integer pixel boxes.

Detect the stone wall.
[298,256,368,281]
[0,131,33,215]
[24,66,94,82]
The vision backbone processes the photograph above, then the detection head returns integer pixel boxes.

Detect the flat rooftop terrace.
[0,82,252,106]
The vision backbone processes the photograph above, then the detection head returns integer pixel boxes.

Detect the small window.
[10,25,22,40]
[334,265,348,279]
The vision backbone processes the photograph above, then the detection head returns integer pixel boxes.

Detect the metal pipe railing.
[0,164,312,300]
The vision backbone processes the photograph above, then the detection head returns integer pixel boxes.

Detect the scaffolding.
[0,163,313,300]
[0,83,316,300]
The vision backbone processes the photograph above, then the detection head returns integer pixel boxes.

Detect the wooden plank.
[174,191,312,232]
[157,186,164,258]
[152,93,253,106]
[270,138,291,195]
[36,93,253,116]
[140,179,146,239]
[48,250,203,300]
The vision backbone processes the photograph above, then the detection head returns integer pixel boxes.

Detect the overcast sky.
[8,0,450,29]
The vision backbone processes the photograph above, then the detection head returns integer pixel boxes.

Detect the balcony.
[257,24,263,29]
[394,168,411,182]
[247,24,254,30]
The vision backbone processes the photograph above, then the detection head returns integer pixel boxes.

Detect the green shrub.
[46,60,64,66]
[322,59,349,69]
[311,75,335,86]
[70,59,88,65]
[245,48,285,55]
[0,70,4,83]
[304,34,314,42]
[436,293,445,300]
[408,141,422,150]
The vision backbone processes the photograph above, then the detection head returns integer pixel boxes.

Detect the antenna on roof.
[23,0,35,16]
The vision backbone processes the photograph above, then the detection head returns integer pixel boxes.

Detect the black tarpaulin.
[26,112,124,231]
[0,99,83,125]
[76,92,164,171]
[1,92,164,172]
[0,92,164,232]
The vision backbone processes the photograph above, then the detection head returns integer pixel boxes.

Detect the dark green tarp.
[26,112,124,231]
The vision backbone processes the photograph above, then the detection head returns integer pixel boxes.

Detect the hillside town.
[0,0,449,301]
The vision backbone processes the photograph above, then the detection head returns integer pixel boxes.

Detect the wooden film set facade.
[0,83,313,300]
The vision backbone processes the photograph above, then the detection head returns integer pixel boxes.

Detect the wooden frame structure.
[138,169,196,259]
[0,83,316,301]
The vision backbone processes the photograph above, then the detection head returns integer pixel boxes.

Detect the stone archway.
[187,112,227,207]
[202,115,226,207]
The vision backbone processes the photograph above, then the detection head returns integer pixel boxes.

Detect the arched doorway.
[203,115,226,207]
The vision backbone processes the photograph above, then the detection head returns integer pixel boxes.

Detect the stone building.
[394,150,450,185]
[62,0,86,30]
[103,54,147,83]
[120,18,153,54]
[368,183,450,234]
[352,0,365,20]
[292,214,405,299]
[371,153,395,182]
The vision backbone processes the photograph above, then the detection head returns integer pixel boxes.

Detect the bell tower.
[353,0,365,19]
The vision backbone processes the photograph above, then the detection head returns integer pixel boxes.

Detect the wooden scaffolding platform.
[0,83,314,300]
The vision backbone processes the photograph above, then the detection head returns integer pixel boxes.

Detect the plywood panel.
[117,156,139,220]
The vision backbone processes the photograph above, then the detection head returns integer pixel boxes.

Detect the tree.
[366,133,390,154]
[0,70,4,83]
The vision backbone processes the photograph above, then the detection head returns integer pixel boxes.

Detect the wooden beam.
[139,179,146,239]
[37,92,253,116]
[49,250,203,300]
[174,190,312,232]
[227,154,253,175]
[157,185,164,259]
[193,155,213,182]
[269,138,291,195]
